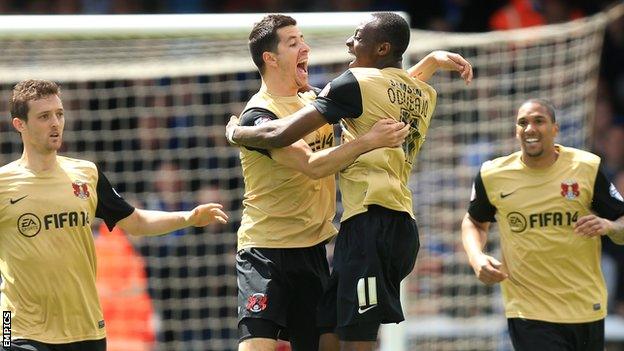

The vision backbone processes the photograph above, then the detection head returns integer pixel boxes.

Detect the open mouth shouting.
[295,59,309,87]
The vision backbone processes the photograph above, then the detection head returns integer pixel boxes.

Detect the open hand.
[187,203,229,226]
[430,50,473,85]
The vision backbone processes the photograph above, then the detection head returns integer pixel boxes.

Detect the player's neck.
[262,74,298,97]
[375,58,402,70]
[19,148,58,173]
[521,148,559,169]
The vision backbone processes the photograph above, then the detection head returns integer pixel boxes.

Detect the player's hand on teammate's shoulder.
[225,115,240,145]
[469,253,508,285]
[430,50,473,85]
[574,214,613,238]
[186,203,229,227]
[362,118,409,149]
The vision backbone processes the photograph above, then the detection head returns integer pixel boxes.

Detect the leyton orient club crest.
[246,293,268,313]
[560,180,580,200]
[72,181,90,200]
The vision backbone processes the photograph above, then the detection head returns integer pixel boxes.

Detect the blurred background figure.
[95,221,156,351]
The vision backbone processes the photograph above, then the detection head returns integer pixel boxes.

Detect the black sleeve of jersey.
[310,70,363,124]
[591,164,624,220]
[239,108,279,157]
[467,171,497,223]
[95,169,136,231]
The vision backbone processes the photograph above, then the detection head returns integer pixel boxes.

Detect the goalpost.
[0,6,621,351]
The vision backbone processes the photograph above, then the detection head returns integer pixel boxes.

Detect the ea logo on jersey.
[507,212,527,233]
[17,213,42,237]
[246,293,268,313]
[72,181,90,200]
[560,180,580,200]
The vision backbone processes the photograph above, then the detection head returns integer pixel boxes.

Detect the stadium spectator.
[600,126,624,181]
[137,161,196,345]
[0,79,228,351]
[461,98,624,351]
[227,12,472,351]
[194,183,238,341]
[94,221,155,351]
[489,0,584,30]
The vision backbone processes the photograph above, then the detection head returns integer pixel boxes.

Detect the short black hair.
[248,14,297,74]
[522,98,557,122]
[370,12,410,61]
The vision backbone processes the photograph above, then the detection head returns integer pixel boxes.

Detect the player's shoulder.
[0,160,23,177]
[480,151,523,176]
[559,145,600,167]
[57,155,98,173]
[298,89,318,102]
[243,91,270,112]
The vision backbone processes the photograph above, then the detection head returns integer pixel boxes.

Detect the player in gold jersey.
[235,15,410,351]
[227,12,473,351]
[462,99,624,351]
[0,79,228,351]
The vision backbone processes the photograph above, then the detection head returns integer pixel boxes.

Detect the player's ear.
[377,42,391,56]
[12,117,25,133]
[262,51,278,69]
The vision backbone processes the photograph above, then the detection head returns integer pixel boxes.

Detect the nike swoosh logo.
[9,195,28,204]
[500,191,516,198]
[358,305,377,314]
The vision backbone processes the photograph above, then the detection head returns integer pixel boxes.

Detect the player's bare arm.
[574,214,624,244]
[271,118,408,179]
[224,51,469,150]
[116,204,228,236]
[408,50,473,84]
[227,104,327,149]
[461,213,508,285]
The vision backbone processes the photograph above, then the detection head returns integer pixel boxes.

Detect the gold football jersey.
[470,146,620,323]
[0,156,133,342]
[237,88,337,249]
[312,68,437,221]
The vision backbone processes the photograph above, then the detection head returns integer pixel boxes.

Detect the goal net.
[0,7,619,351]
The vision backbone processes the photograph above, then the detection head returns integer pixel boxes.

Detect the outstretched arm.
[227,105,327,149]
[408,50,473,84]
[461,213,508,285]
[116,204,228,236]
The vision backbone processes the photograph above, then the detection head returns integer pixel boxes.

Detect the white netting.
[0,7,620,351]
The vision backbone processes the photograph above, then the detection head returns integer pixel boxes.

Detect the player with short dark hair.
[226,12,473,351]
[1,79,228,351]
[462,99,624,351]
[235,14,411,351]
[248,14,297,74]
